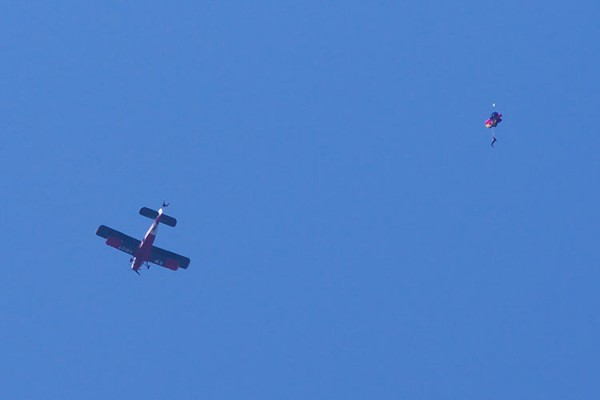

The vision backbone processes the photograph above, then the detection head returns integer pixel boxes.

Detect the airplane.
[96,203,190,274]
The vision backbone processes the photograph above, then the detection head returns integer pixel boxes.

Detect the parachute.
[485,111,503,128]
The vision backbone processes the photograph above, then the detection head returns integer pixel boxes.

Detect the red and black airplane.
[96,203,190,274]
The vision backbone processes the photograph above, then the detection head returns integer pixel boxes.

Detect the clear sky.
[1,1,599,398]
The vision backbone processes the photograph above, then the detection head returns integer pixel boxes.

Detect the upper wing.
[96,225,140,256]
[149,245,190,270]
[139,207,177,227]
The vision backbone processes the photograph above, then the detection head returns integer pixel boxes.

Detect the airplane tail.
[139,207,177,227]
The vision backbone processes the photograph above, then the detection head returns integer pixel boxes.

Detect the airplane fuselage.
[130,208,164,272]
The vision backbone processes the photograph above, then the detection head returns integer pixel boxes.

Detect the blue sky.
[1,1,599,398]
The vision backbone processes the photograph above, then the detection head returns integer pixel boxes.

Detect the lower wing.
[149,245,190,271]
[96,225,140,256]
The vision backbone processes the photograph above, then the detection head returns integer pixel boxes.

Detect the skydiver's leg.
[491,137,497,147]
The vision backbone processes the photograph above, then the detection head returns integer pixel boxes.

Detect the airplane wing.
[96,225,140,256]
[149,245,190,270]
[139,207,177,227]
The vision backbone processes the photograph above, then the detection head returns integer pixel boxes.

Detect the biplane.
[96,203,190,274]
